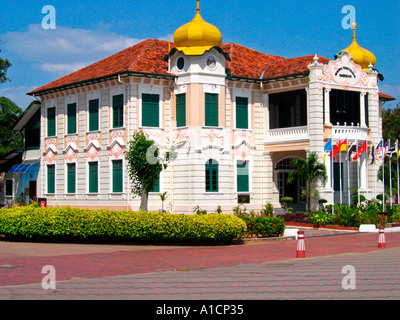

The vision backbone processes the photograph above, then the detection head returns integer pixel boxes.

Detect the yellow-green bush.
[0,206,246,244]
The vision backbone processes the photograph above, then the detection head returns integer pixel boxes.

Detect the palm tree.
[287,152,327,212]
[158,191,168,212]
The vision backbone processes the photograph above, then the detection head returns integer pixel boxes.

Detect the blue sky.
[0,0,399,109]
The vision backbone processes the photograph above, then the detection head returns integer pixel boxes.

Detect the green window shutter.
[112,160,123,193]
[176,93,186,127]
[152,177,160,193]
[88,162,98,193]
[88,99,99,131]
[67,103,77,134]
[142,94,160,127]
[205,160,218,192]
[113,94,124,128]
[205,93,218,127]
[67,163,76,194]
[47,107,56,137]
[47,165,55,194]
[236,97,249,129]
[237,160,249,192]
[334,162,343,192]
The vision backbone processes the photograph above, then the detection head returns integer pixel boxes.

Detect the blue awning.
[9,163,39,173]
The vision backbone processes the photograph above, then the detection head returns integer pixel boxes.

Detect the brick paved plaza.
[1,229,400,301]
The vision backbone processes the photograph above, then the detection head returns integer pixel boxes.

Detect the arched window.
[205,159,218,192]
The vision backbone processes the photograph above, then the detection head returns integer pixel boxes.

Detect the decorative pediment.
[44,148,58,165]
[65,134,78,150]
[232,140,255,160]
[107,140,125,160]
[322,51,368,89]
[63,145,78,163]
[85,143,101,162]
[45,138,57,152]
[86,132,101,148]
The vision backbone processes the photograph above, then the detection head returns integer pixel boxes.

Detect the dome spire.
[339,23,377,72]
[352,22,357,41]
[173,0,222,56]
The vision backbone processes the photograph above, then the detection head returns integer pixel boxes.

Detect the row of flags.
[323,137,400,209]
[323,138,399,163]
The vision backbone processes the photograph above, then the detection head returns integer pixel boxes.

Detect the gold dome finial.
[351,22,357,41]
[339,23,376,71]
[173,0,222,56]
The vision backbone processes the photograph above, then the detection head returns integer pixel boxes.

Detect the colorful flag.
[353,141,367,161]
[323,138,332,161]
[383,140,390,160]
[332,139,347,159]
[347,140,357,160]
[387,140,396,158]
[370,141,375,164]
[340,139,348,152]
[376,140,383,161]
[324,138,333,152]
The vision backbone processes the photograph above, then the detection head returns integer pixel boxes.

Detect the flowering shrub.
[241,216,285,238]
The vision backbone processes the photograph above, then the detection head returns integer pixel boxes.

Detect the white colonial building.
[20,2,394,213]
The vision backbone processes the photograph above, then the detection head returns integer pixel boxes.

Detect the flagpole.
[366,141,369,201]
[397,139,399,206]
[340,148,343,205]
[383,151,385,212]
[357,141,360,206]
[332,147,334,214]
[347,144,351,205]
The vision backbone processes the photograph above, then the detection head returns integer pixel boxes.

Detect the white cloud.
[0,86,38,110]
[380,84,400,101]
[1,24,145,76]
[40,62,88,74]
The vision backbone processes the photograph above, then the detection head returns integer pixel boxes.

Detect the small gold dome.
[174,0,222,56]
[339,23,376,71]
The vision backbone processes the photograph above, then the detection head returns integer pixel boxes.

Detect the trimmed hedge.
[240,216,285,238]
[0,206,246,244]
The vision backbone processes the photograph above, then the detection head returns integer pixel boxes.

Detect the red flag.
[332,139,347,159]
[353,141,367,161]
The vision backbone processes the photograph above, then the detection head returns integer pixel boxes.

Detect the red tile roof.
[28,39,353,95]
[221,43,284,79]
[379,92,396,101]
[29,39,174,94]
[29,39,332,95]
[262,55,330,79]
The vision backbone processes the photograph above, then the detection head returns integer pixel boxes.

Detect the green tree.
[0,43,12,83]
[126,131,175,212]
[0,97,23,157]
[382,104,400,142]
[379,104,400,198]
[158,191,168,212]
[287,152,327,212]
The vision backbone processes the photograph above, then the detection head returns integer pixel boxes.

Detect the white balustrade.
[266,126,308,142]
[332,125,368,141]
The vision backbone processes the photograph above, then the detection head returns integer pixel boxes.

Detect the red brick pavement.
[1,232,400,287]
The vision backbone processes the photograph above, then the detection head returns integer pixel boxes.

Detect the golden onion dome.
[339,23,376,71]
[174,0,222,56]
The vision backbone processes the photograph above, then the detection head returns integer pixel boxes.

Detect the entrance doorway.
[275,158,305,205]
[29,180,37,201]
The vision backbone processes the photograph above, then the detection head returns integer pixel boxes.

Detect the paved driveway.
[1,231,399,300]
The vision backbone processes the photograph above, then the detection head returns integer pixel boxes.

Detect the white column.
[360,91,366,127]
[324,87,331,124]
[360,151,367,189]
